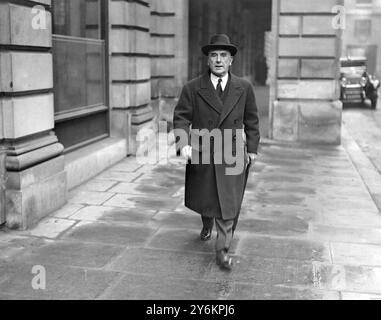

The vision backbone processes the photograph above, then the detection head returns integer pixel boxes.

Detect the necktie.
[216,78,223,97]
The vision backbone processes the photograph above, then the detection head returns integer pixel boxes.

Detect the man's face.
[208,50,233,77]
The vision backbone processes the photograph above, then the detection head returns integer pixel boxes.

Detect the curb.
[341,125,381,212]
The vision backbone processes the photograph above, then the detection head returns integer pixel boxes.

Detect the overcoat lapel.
[197,73,223,114]
[218,74,244,127]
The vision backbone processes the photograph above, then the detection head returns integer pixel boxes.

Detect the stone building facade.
[269,0,343,144]
[0,0,343,229]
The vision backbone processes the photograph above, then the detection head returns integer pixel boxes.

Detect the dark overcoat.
[173,72,260,220]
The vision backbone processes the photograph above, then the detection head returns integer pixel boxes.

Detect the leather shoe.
[216,250,233,271]
[200,227,212,241]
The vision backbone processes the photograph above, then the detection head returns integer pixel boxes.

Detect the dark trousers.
[202,216,239,252]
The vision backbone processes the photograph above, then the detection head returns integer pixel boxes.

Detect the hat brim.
[202,44,237,56]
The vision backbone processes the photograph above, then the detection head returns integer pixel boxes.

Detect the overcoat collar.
[197,72,244,127]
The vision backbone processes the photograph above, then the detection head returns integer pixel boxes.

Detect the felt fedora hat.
[202,34,238,56]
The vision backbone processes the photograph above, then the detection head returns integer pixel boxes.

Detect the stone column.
[0,0,67,229]
[174,0,189,92]
[109,0,153,155]
[269,0,343,144]
[150,0,177,128]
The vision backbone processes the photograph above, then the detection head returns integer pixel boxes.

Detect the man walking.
[173,34,260,270]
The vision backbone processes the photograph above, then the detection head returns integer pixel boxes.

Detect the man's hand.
[181,145,192,161]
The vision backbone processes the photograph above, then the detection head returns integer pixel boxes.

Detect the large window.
[52,0,109,152]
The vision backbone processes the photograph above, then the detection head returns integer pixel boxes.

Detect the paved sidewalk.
[343,108,381,211]
[1,136,381,300]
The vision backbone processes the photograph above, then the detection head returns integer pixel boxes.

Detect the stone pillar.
[0,0,67,229]
[109,0,154,155]
[150,0,178,128]
[174,0,189,92]
[269,0,343,144]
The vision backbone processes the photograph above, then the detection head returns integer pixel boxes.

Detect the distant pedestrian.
[173,34,260,270]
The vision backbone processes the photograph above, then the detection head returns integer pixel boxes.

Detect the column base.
[5,156,67,230]
[271,100,342,145]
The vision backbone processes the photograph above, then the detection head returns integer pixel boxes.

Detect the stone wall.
[110,0,188,150]
[109,0,153,154]
[269,0,343,144]
[0,0,66,229]
[149,0,188,130]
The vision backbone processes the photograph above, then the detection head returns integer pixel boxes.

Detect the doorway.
[188,0,272,137]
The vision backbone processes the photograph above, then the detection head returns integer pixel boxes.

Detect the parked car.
[340,57,380,109]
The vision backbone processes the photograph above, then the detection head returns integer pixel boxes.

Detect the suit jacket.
[173,72,260,220]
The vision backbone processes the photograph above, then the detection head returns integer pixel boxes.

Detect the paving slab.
[320,209,381,228]
[134,174,185,189]
[0,293,16,300]
[0,261,119,300]
[99,208,158,224]
[0,236,45,261]
[27,218,77,239]
[340,292,381,300]
[68,191,115,206]
[63,221,157,247]
[77,179,119,192]
[236,235,331,263]
[240,203,316,221]
[249,192,308,207]
[311,263,381,294]
[309,224,381,245]
[107,248,213,280]
[70,205,157,224]
[70,206,117,222]
[331,242,381,267]
[232,284,340,300]
[51,204,84,219]
[146,228,239,254]
[14,240,124,269]
[103,194,181,211]
[205,255,315,287]
[110,160,143,172]
[232,217,310,237]
[101,273,236,300]
[249,286,340,300]
[108,182,178,197]
[96,171,142,182]
[148,211,203,230]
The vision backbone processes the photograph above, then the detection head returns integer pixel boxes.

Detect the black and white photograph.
[1,0,381,304]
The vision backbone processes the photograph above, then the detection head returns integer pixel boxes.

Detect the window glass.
[52,37,106,114]
[53,0,102,39]
[52,0,108,151]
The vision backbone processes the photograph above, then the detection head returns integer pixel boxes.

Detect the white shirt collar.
[210,73,229,91]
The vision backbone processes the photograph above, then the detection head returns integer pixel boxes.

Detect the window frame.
[51,0,110,154]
